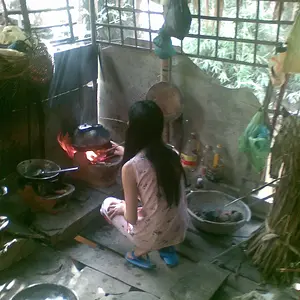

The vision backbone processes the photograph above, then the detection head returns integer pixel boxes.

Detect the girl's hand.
[137,207,145,221]
[111,141,124,156]
[108,200,125,219]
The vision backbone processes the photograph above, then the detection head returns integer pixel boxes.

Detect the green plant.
[183,0,300,109]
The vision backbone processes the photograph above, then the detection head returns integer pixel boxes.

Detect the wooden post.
[20,0,31,34]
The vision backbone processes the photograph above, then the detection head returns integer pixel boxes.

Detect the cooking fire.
[57,131,117,164]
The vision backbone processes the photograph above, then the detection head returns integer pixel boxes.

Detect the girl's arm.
[122,162,138,225]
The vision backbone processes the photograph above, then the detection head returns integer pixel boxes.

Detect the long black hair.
[122,100,184,207]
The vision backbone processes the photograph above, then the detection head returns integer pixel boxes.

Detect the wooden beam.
[20,0,31,34]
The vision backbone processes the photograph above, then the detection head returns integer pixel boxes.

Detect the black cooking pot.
[72,123,111,151]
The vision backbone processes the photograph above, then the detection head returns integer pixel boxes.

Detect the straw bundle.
[247,116,300,284]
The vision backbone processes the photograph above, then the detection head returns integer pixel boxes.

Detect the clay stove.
[57,124,123,188]
[16,159,76,214]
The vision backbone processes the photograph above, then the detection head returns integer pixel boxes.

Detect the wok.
[17,159,61,181]
[72,123,111,151]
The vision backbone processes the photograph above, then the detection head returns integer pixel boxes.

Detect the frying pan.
[17,159,61,181]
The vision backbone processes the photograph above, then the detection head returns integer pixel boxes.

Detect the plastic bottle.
[181,132,198,171]
[213,144,223,168]
[203,145,214,169]
[212,144,225,181]
[201,144,222,181]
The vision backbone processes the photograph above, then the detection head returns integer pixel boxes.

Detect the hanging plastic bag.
[283,13,300,74]
[153,28,176,59]
[163,0,192,41]
[238,110,271,172]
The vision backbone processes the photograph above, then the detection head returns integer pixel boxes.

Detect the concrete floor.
[0,179,268,300]
[0,214,264,300]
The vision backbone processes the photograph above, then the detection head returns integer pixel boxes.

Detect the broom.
[247,116,300,285]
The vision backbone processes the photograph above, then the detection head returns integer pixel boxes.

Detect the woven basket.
[27,42,53,84]
[0,48,29,80]
[0,40,53,116]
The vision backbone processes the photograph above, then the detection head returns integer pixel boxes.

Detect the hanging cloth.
[163,0,192,41]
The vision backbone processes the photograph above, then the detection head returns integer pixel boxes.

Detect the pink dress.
[101,151,189,252]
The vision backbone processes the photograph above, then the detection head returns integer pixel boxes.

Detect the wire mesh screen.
[95,0,299,103]
[0,0,80,45]
[96,0,297,66]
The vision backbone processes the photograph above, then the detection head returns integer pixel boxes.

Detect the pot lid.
[72,123,111,150]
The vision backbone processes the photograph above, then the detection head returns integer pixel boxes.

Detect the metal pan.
[17,159,61,181]
[11,283,78,300]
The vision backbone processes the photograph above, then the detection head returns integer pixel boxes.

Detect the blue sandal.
[159,246,179,267]
[125,251,156,269]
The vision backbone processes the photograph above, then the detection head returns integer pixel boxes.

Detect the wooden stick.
[160,58,171,82]
[277,268,300,273]
[270,74,290,139]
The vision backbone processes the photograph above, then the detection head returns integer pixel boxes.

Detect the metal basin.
[17,159,61,181]
[11,283,78,300]
[187,190,251,235]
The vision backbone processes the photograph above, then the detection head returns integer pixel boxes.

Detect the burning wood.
[57,132,117,164]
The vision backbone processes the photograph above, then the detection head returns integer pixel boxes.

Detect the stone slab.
[32,185,120,244]
[81,218,228,261]
[81,221,133,255]
[61,240,229,298]
[170,265,229,300]
[71,267,131,300]
[0,238,37,272]
[211,285,242,300]
[0,244,130,300]
[212,244,262,283]
[81,216,261,265]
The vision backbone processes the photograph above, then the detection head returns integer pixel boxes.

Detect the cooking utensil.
[17,159,61,181]
[187,190,251,235]
[11,283,78,300]
[31,166,79,177]
[146,59,182,124]
[72,123,111,151]
[224,176,284,208]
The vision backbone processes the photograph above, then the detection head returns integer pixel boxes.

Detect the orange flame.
[57,132,76,158]
[57,133,112,163]
[86,151,98,161]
